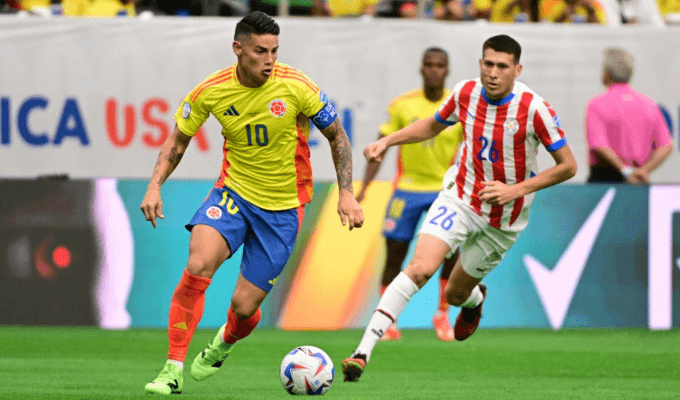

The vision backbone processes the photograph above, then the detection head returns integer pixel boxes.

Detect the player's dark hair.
[482,35,521,64]
[234,11,280,41]
[423,47,448,60]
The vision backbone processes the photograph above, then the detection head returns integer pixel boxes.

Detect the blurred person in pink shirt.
[585,47,673,184]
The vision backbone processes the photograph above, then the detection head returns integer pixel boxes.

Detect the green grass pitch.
[1,327,679,399]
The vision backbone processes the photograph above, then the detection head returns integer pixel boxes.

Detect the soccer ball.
[279,346,334,395]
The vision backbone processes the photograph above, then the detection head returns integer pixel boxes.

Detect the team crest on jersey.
[503,118,519,135]
[182,102,191,119]
[206,206,222,220]
[269,99,287,118]
[384,218,397,232]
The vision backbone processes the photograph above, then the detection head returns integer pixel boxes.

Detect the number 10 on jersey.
[245,124,268,146]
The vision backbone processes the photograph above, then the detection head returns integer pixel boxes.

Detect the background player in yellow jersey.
[141,11,364,395]
[355,48,463,342]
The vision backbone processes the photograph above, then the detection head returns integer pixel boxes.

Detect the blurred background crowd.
[0,0,678,26]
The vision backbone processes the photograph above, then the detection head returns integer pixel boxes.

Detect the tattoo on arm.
[321,119,353,192]
[151,147,185,187]
[166,147,185,169]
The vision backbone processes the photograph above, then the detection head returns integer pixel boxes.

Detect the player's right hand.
[140,189,165,228]
[364,139,388,163]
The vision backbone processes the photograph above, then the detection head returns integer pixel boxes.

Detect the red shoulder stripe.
[276,72,319,93]
[190,69,233,103]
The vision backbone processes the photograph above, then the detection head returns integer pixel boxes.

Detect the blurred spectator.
[434,0,492,20]
[17,0,66,15]
[30,0,135,15]
[135,0,205,16]
[376,0,420,18]
[329,0,379,16]
[82,0,135,16]
[19,0,48,10]
[19,0,58,14]
[0,0,22,12]
[655,0,680,23]
[612,0,666,25]
[618,0,639,22]
[585,48,673,184]
[250,0,332,16]
[490,0,534,22]
[541,0,606,23]
[62,0,92,15]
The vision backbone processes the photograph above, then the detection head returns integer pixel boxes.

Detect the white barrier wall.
[1,17,678,182]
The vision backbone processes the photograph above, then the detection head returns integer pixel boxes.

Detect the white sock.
[355,272,419,361]
[167,359,184,371]
[460,285,483,308]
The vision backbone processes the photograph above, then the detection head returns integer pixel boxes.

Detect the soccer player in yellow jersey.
[82,0,135,17]
[141,12,363,395]
[355,48,463,342]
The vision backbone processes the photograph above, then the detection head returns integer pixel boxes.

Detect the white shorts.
[418,191,519,279]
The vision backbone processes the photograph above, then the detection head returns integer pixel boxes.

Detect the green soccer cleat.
[191,324,231,381]
[145,362,183,395]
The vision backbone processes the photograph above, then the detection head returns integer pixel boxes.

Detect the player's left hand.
[479,181,520,206]
[338,189,364,231]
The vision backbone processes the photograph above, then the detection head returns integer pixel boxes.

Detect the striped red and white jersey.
[435,78,566,232]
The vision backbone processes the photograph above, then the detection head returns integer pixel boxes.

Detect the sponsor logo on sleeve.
[182,102,191,119]
[319,90,328,104]
[553,114,562,129]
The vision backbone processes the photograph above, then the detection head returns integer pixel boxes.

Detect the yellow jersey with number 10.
[380,88,464,192]
[174,63,327,211]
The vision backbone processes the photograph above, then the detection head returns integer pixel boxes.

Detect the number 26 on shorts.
[428,206,457,231]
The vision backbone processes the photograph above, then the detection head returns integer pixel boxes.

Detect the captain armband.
[311,102,338,130]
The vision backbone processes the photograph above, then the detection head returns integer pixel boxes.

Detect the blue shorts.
[382,189,439,242]
[186,187,302,292]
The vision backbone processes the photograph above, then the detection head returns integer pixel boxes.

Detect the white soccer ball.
[280,346,334,395]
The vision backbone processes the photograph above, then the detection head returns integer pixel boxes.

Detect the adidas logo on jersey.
[223,105,240,116]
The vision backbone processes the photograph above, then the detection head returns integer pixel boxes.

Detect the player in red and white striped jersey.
[437,77,566,231]
[342,34,577,383]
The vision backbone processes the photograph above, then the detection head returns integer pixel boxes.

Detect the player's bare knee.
[231,308,254,320]
[185,259,215,279]
[229,300,258,320]
[404,265,433,288]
